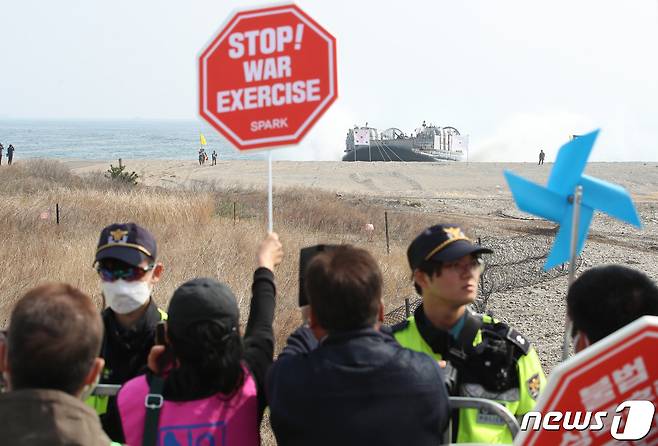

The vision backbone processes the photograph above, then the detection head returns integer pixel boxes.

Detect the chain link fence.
[384,234,584,325]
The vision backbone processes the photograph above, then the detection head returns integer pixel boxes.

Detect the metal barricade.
[93,387,520,444]
[92,384,121,396]
[442,397,520,445]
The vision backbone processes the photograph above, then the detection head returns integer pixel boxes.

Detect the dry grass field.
[4,159,658,364]
[0,160,461,349]
[0,160,501,445]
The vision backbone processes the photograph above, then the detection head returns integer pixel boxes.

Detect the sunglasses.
[96,263,155,282]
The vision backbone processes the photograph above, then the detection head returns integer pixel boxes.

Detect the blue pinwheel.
[504,129,642,270]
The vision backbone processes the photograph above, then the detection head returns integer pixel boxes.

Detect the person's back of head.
[305,245,383,332]
[567,265,658,347]
[165,278,244,397]
[4,283,103,396]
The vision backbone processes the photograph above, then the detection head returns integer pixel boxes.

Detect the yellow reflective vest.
[393,312,546,444]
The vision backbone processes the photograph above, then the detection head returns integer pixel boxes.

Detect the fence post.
[405,298,410,318]
[233,202,237,225]
[56,203,60,225]
[118,158,122,169]
[384,211,390,255]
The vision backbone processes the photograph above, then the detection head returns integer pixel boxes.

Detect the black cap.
[407,224,493,270]
[167,278,239,336]
[95,223,157,267]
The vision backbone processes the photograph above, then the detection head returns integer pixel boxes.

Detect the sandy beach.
[67,160,658,202]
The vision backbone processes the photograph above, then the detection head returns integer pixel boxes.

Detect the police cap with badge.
[95,223,157,266]
[407,224,493,268]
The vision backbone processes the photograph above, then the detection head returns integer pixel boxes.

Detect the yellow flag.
[200,133,207,146]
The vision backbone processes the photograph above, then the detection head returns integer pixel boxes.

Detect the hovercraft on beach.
[343,121,467,162]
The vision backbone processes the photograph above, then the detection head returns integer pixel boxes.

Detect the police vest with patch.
[393,306,546,445]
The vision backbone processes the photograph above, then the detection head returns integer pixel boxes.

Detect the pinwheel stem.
[562,185,583,361]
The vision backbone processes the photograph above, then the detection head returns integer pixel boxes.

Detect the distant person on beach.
[567,265,658,353]
[86,223,168,443]
[212,150,217,165]
[0,283,111,445]
[267,245,450,445]
[538,149,545,165]
[198,149,204,166]
[117,233,283,446]
[7,144,15,165]
[0,143,3,165]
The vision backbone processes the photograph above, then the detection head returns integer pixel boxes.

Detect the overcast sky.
[1,0,657,161]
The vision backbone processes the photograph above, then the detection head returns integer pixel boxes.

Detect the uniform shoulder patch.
[526,373,541,400]
[390,319,410,333]
[506,327,531,354]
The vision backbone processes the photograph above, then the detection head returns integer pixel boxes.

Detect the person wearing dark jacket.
[7,144,14,165]
[86,223,168,442]
[267,245,450,446]
[0,283,114,445]
[117,232,283,445]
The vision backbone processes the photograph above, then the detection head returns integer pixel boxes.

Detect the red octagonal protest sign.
[515,316,658,446]
[199,4,337,150]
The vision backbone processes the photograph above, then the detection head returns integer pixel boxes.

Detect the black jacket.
[99,298,164,442]
[267,326,451,446]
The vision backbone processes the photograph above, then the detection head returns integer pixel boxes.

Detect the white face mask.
[101,280,151,314]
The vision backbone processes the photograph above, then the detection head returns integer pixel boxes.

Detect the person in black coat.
[267,245,450,446]
[7,144,15,165]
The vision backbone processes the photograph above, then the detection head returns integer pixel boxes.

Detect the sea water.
[0,119,265,161]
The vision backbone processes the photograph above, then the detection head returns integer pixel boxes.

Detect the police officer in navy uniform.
[393,224,546,444]
[86,223,167,443]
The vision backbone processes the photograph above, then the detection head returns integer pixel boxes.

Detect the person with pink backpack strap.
[116,232,283,446]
